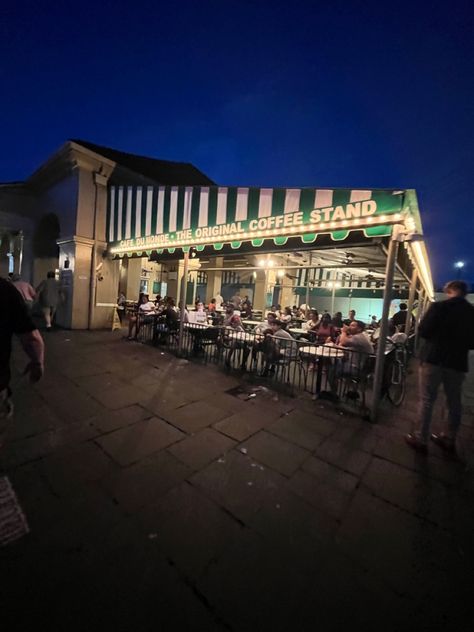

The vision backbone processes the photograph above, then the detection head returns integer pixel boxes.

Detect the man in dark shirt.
[392,303,414,332]
[0,278,44,429]
[343,309,356,326]
[405,280,474,453]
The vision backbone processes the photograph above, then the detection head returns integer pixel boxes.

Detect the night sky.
[1,0,473,287]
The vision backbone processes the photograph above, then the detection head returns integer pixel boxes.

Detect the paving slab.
[239,430,310,477]
[190,450,286,524]
[88,404,151,434]
[99,450,191,513]
[37,441,116,497]
[267,412,327,450]
[137,481,244,581]
[362,456,454,529]
[248,485,339,546]
[213,408,279,441]
[95,417,185,466]
[336,488,465,599]
[156,400,231,433]
[301,455,359,494]
[279,407,338,438]
[373,433,467,486]
[36,381,104,422]
[0,419,100,470]
[197,528,328,632]
[167,427,237,471]
[287,469,353,521]
[314,437,373,476]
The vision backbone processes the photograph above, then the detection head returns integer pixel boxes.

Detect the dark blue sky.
[1,0,473,286]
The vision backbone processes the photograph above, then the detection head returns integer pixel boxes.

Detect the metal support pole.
[331,283,336,315]
[178,250,189,354]
[18,231,24,276]
[305,253,312,308]
[414,288,425,352]
[370,237,400,422]
[405,269,417,334]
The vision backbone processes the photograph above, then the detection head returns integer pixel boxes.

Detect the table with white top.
[288,327,308,337]
[242,319,264,329]
[184,322,213,330]
[299,344,346,395]
[225,331,256,343]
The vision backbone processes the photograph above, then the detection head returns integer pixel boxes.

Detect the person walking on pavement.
[0,277,44,443]
[36,271,60,330]
[405,280,474,454]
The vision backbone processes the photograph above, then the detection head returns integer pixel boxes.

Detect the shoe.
[431,433,456,453]
[404,433,428,453]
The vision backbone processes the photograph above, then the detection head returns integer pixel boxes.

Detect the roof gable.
[70,139,215,186]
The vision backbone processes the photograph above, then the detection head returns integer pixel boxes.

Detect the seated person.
[370,315,379,329]
[223,312,247,368]
[314,313,337,344]
[270,304,282,318]
[194,301,208,324]
[302,309,320,339]
[329,320,374,394]
[127,293,156,339]
[280,306,293,325]
[164,298,179,330]
[223,306,241,328]
[261,319,296,376]
[240,302,253,319]
[249,312,276,366]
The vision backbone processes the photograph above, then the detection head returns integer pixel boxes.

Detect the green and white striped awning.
[107,185,410,256]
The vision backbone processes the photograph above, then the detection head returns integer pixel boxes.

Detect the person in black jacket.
[405,280,474,453]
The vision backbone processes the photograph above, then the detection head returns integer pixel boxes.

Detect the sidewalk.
[1,330,473,631]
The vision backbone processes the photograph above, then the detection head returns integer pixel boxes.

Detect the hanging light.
[277,269,285,278]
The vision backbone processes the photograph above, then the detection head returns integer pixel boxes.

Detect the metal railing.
[133,314,377,413]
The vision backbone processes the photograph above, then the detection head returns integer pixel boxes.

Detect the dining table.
[288,327,307,338]
[299,344,346,395]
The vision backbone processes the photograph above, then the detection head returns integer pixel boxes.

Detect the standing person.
[1,278,44,435]
[214,292,224,309]
[405,280,474,453]
[36,271,60,331]
[231,292,242,309]
[208,298,217,312]
[343,309,356,326]
[392,303,414,332]
[331,311,344,328]
[11,274,36,313]
[117,292,126,324]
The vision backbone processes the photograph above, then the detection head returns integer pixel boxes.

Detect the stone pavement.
[1,330,474,631]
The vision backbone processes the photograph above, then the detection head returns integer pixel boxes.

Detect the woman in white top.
[128,293,155,339]
[280,306,293,325]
